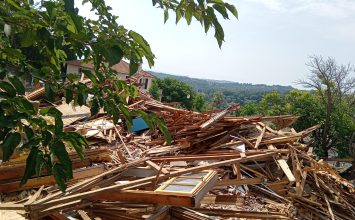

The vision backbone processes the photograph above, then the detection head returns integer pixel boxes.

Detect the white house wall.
[66,64,153,92]
[66,64,80,75]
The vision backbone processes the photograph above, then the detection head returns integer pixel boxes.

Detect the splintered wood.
[0,88,354,220]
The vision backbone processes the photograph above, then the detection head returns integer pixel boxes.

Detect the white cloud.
[242,0,355,19]
[244,0,285,11]
[291,0,355,19]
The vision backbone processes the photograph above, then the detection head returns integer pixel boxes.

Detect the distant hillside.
[151,72,294,105]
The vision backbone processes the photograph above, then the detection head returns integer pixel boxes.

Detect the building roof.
[66,60,154,78]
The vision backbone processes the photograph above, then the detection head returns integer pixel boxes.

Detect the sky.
[76,0,355,88]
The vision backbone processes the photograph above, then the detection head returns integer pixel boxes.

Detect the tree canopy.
[149,77,209,111]
[0,0,237,191]
[238,87,354,157]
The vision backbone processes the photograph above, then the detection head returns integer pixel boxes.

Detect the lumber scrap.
[2,89,354,220]
[268,145,295,183]
[0,165,105,193]
[200,104,238,130]
[254,125,265,149]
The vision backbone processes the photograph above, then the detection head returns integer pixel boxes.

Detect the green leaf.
[9,77,25,95]
[21,137,40,150]
[119,104,132,129]
[63,132,86,160]
[21,30,37,47]
[45,83,56,102]
[63,0,75,13]
[203,16,211,33]
[106,45,123,67]
[20,147,39,186]
[82,69,98,84]
[90,98,100,115]
[35,151,44,176]
[14,97,36,114]
[164,9,169,23]
[197,0,205,6]
[52,140,73,179]
[213,4,229,19]
[156,116,172,144]
[185,7,193,25]
[66,73,79,82]
[0,81,17,97]
[23,126,34,140]
[43,1,57,19]
[176,9,182,24]
[213,20,224,48]
[1,132,21,161]
[207,0,224,4]
[52,164,67,192]
[129,60,139,76]
[129,31,153,56]
[41,107,63,134]
[42,130,52,147]
[64,88,73,104]
[225,3,238,18]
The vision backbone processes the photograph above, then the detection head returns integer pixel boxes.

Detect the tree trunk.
[322,86,333,158]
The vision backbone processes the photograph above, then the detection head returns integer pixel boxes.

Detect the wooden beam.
[200,105,238,130]
[146,160,168,174]
[151,150,288,162]
[0,165,105,193]
[24,185,44,206]
[0,148,111,182]
[0,203,25,211]
[215,177,265,186]
[268,145,295,183]
[201,195,243,205]
[27,152,276,213]
[254,126,265,149]
[192,208,290,219]
[261,135,301,145]
[92,190,195,207]
[31,158,148,206]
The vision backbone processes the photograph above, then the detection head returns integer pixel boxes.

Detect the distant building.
[66,60,154,92]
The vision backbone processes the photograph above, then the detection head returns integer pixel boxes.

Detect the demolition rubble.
[0,82,354,220]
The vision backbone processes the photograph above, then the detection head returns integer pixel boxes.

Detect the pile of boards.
[0,87,354,220]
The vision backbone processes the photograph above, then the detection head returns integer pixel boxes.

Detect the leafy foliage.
[212,90,224,109]
[151,78,195,110]
[149,77,210,111]
[151,71,294,107]
[152,0,238,47]
[238,89,354,158]
[193,92,209,112]
[149,80,161,100]
[0,0,236,190]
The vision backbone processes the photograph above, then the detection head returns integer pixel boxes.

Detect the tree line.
[150,56,354,158]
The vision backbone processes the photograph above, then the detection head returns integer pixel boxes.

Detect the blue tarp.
[130,117,149,133]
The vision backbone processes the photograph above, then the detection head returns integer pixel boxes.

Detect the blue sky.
[76,0,355,87]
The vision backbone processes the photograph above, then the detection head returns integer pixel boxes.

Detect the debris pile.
[0,86,354,220]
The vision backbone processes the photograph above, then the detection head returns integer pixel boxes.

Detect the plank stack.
[0,86,354,220]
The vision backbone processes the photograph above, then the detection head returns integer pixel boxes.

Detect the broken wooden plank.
[254,126,266,149]
[146,160,168,174]
[268,145,295,183]
[215,177,265,186]
[92,190,196,207]
[27,152,276,214]
[0,165,105,193]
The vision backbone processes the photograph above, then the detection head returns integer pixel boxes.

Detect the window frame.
[155,170,217,196]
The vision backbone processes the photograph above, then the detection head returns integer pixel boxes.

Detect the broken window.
[155,170,217,195]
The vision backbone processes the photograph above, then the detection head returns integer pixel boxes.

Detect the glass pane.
[163,184,195,192]
[173,178,201,185]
